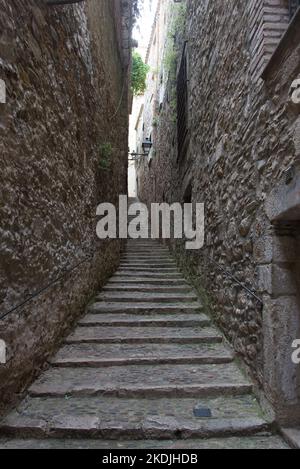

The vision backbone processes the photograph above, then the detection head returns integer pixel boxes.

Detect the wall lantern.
[142,138,153,156]
[129,138,153,161]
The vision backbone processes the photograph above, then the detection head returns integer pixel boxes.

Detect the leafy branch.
[131,51,150,96]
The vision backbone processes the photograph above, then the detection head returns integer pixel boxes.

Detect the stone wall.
[136,0,300,423]
[0,0,130,413]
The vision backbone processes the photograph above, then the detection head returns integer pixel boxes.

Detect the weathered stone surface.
[109,277,188,285]
[0,0,130,412]
[103,284,192,292]
[0,395,268,440]
[0,237,284,447]
[281,427,300,449]
[96,292,198,303]
[263,296,300,425]
[0,435,289,449]
[78,312,210,327]
[65,325,222,345]
[120,259,176,269]
[115,271,184,278]
[135,0,300,421]
[88,302,203,315]
[51,342,233,367]
[28,363,252,398]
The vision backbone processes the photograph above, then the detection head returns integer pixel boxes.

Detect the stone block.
[263,296,300,422]
[272,264,297,296]
[257,265,272,294]
[254,236,297,264]
[254,236,273,264]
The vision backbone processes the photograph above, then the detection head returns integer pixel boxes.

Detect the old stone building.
[0,0,299,451]
[0,0,132,412]
[136,0,300,426]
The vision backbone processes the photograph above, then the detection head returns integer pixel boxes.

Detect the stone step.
[118,267,178,272]
[0,436,289,449]
[124,247,169,252]
[121,255,173,260]
[124,251,170,256]
[120,262,176,268]
[102,284,192,293]
[108,277,188,285]
[125,243,168,247]
[78,313,210,327]
[281,428,300,449]
[65,326,222,345]
[50,343,234,367]
[114,271,183,278]
[28,363,252,398]
[0,395,270,440]
[88,302,202,315]
[96,292,198,303]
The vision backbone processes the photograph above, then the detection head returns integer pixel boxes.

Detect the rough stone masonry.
[0,0,132,413]
[136,0,300,425]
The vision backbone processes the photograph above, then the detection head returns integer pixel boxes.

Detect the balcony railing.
[289,0,300,20]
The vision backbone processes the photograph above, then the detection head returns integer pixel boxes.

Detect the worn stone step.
[88,302,202,315]
[102,284,192,293]
[50,343,234,367]
[28,363,252,398]
[0,436,289,449]
[121,255,173,260]
[108,277,188,285]
[125,243,168,247]
[115,271,183,278]
[65,326,222,345]
[118,267,178,272]
[96,292,198,303]
[122,252,172,257]
[0,395,270,440]
[78,313,210,327]
[120,263,176,268]
[121,257,174,262]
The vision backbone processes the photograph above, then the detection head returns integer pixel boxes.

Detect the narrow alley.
[0,235,288,449]
[0,0,300,454]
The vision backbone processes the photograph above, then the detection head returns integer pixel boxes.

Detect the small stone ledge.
[261,9,300,81]
[281,427,300,449]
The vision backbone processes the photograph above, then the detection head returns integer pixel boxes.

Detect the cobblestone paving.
[0,239,288,448]
[0,436,289,449]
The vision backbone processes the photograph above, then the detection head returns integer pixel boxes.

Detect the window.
[177,42,189,160]
[289,0,300,20]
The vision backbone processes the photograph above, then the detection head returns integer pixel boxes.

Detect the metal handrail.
[0,248,98,321]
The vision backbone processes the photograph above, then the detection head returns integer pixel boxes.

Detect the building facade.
[136,0,300,425]
[0,0,133,413]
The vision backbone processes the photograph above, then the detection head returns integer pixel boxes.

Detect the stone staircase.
[0,239,288,449]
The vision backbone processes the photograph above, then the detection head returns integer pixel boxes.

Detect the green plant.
[152,115,159,127]
[98,143,113,171]
[131,51,150,96]
[163,2,187,82]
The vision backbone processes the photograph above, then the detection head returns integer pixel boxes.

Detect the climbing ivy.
[131,51,150,96]
[163,2,187,81]
[98,143,113,171]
